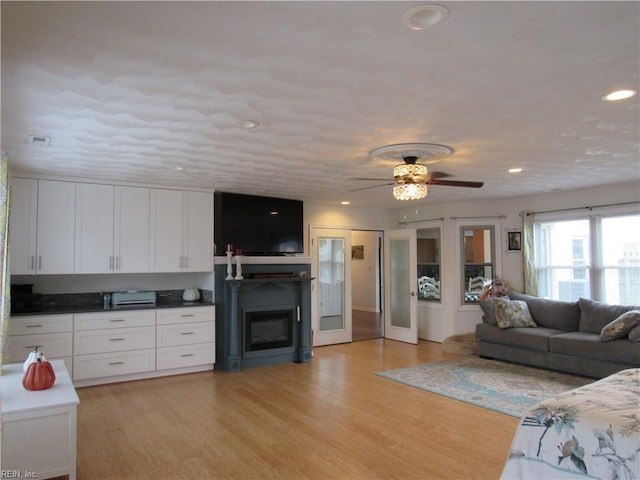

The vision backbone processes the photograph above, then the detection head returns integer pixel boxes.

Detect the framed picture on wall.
[507,231,522,251]
[352,245,364,260]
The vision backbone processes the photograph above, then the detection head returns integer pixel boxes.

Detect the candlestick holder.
[226,251,234,280]
[235,255,244,280]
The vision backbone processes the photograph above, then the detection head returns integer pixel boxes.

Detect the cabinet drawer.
[74,326,155,355]
[74,310,155,331]
[156,343,215,370]
[156,306,214,325]
[156,321,214,348]
[8,314,73,336]
[73,349,155,380]
[8,332,73,361]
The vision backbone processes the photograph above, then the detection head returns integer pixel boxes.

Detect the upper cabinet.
[183,191,214,272]
[149,189,213,273]
[75,184,150,274]
[10,179,76,275]
[114,186,151,273]
[9,178,38,275]
[38,181,76,274]
[10,179,211,276]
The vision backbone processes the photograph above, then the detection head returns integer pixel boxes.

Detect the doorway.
[351,230,383,342]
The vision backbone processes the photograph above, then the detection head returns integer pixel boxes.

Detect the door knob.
[410,291,416,296]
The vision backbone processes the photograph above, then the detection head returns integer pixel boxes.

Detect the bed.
[500,368,640,480]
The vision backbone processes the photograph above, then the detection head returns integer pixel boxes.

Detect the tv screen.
[214,192,304,256]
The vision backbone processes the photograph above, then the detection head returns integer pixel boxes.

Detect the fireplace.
[218,271,313,371]
[244,309,296,353]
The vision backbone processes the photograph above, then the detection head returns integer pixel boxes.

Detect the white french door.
[384,229,418,344]
[311,228,352,346]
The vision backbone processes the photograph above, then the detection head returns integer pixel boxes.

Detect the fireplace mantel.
[218,275,313,371]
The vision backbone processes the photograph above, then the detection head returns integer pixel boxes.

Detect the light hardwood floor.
[75,340,519,480]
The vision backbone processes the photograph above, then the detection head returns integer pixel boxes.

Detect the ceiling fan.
[353,143,484,200]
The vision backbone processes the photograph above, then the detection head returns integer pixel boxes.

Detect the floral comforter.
[501,368,640,480]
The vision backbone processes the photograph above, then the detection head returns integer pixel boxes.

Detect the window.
[534,212,640,302]
[417,228,441,302]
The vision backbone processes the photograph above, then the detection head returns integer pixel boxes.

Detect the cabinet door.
[75,183,115,273]
[149,189,183,272]
[9,178,38,274]
[183,191,214,272]
[36,180,76,274]
[114,186,149,273]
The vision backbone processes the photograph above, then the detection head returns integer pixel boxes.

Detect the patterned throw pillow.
[600,310,640,342]
[628,324,640,342]
[495,298,537,329]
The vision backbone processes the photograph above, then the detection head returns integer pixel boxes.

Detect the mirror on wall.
[417,228,441,302]
[461,226,495,303]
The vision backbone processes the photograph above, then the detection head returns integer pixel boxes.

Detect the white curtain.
[522,211,537,295]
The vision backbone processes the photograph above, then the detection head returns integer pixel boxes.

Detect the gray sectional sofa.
[475,292,640,378]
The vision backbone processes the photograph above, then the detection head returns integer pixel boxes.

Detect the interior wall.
[400,180,639,342]
[350,230,381,312]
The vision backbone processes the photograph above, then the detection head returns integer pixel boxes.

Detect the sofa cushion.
[600,310,640,341]
[479,299,498,326]
[508,291,580,331]
[578,298,639,334]
[476,324,562,352]
[628,325,640,342]
[550,331,640,365]
[495,298,536,329]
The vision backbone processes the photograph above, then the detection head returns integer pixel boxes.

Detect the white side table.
[1,359,79,479]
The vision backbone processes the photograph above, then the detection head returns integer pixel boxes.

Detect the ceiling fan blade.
[428,179,484,188]
[349,182,395,192]
[428,171,452,179]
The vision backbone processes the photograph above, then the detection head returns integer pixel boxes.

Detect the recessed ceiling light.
[601,89,637,101]
[508,168,523,173]
[402,4,450,30]
[235,120,260,129]
[341,201,350,205]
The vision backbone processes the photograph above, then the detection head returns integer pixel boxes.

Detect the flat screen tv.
[214,192,304,256]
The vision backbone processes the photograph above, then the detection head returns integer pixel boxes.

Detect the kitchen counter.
[11,299,214,316]
[10,288,214,317]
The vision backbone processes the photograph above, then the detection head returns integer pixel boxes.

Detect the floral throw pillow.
[495,298,537,329]
[628,324,640,342]
[600,310,640,342]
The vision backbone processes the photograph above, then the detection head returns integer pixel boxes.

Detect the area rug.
[376,356,593,417]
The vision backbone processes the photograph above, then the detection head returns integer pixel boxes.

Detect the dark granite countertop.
[10,289,214,317]
[11,300,215,317]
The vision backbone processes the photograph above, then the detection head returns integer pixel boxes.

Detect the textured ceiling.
[2,1,639,207]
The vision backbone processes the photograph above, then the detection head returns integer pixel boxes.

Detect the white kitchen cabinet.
[75,183,114,273]
[73,310,156,381]
[183,190,214,272]
[149,189,213,272]
[156,306,215,370]
[37,180,76,274]
[75,184,149,273]
[9,177,38,274]
[114,186,150,273]
[7,314,74,375]
[10,179,75,274]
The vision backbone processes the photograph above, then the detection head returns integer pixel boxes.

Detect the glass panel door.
[384,229,418,344]
[311,228,352,346]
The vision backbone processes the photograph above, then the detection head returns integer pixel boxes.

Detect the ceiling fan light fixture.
[393,162,427,179]
[393,183,428,201]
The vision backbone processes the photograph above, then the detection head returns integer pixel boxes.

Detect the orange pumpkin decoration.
[22,356,56,391]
